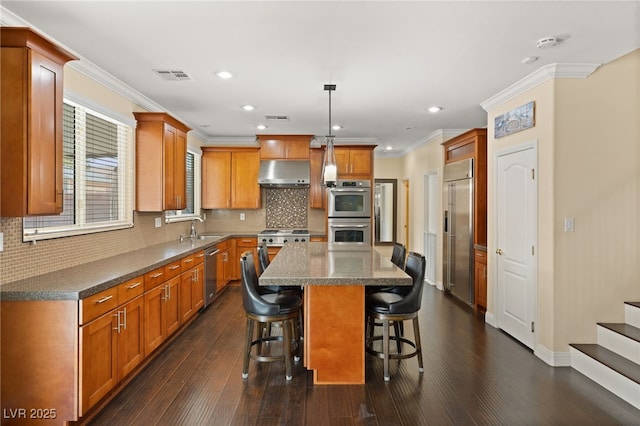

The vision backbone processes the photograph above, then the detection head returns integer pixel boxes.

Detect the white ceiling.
[2,1,639,156]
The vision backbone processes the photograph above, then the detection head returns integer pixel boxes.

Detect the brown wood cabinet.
[235,237,258,279]
[1,27,77,217]
[134,112,190,212]
[474,249,488,312]
[442,128,487,245]
[179,250,205,322]
[216,239,235,290]
[143,260,181,355]
[78,276,144,416]
[202,147,261,209]
[258,134,312,159]
[310,147,327,209]
[335,146,374,179]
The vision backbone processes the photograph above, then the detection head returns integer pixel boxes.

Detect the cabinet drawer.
[181,253,197,270]
[164,260,182,280]
[475,250,487,263]
[144,266,166,290]
[194,250,205,265]
[236,237,257,247]
[118,276,144,304]
[80,287,119,325]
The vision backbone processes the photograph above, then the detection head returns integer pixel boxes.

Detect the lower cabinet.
[79,276,145,416]
[216,239,235,290]
[1,250,209,423]
[474,249,487,312]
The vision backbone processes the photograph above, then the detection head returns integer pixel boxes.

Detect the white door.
[496,144,537,349]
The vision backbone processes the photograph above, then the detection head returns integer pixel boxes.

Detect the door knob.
[496,248,503,255]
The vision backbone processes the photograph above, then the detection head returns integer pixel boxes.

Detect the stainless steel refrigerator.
[443,158,474,305]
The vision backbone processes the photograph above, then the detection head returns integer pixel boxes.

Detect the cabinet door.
[310,148,326,209]
[192,263,205,311]
[335,148,350,175]
[180,270,194,323]
[165,276,181,336]
[217,250,226,290]
[118,295,145,379]
[202,151,231,209]
[231,150,260,208]
[349,150,372,176]
[79,309,118,415]
[144,285,164,355]
[474,251,487,310]
[163,124,187,210]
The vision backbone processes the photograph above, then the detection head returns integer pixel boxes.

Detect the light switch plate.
[155,217,162,228]
[0,231,3,252]
[240,213,245,221]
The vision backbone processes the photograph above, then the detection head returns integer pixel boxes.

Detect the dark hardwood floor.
[90,283,640,425]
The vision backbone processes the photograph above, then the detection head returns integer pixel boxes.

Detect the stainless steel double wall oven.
[327,180,372,244]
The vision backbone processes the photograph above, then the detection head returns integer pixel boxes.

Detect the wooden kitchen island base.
[304,285,365,384]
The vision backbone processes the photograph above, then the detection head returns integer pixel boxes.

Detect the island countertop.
[259,242,411,287]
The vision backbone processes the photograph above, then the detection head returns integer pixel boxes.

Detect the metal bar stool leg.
[242,318,254,378]
[383,318,391,382]
[413,317,424,372]
[283,318,293,380]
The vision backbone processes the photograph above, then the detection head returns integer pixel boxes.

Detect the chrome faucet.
[190,217,203,238]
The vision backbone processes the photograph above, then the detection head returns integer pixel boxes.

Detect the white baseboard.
[535,344,571,366]
[484,311,497,327]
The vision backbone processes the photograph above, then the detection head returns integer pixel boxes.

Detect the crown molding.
[203,136,259,146]
[481,63,601,111]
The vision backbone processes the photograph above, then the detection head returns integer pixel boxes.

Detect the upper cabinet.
[335,146,375,179]
[442,128,487,245]
[202,147,261,209]
[258,135,312,160]
[1,27,77,217]
[134,112,190,212]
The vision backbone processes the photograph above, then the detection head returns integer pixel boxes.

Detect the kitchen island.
[259,242,411,384]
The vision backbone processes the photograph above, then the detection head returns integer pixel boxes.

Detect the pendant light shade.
[322,84,338,187]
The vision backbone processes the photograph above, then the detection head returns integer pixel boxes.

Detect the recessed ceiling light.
[215,71,234,79]
[332,125,342,131]
[256,124,267,130]
[427,106,443,113]
[385,145,393,151]
[521,56,539,64]
[242,105,256,111]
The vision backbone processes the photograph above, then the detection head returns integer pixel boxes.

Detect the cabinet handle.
[184,259,193,264]
[162,285,168,301]
[113,311,122,333]
[127,282,142,289]
[96,295,113,304]
[169,265,180,270]
[122,307,127,331]
[196,253,204,259]
[151,272,163,279]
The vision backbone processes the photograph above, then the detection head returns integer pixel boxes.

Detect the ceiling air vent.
[265,115,290,121]
[152,69,192,81]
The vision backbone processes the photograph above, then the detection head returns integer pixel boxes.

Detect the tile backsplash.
[265,188,308,229]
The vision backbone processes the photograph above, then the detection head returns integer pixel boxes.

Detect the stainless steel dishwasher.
[204,246,220,308]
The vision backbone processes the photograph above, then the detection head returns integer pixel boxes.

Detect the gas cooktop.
[258,229,310,246]
[259,229,309,235]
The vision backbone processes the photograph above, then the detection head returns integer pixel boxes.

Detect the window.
[165,150,202,222]
[23,98,134,241]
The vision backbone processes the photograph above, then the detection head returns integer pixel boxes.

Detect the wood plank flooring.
[90,283,640,425]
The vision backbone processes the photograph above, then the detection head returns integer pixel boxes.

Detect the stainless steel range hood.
[258,160,310,187]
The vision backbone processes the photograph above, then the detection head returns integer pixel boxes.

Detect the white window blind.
[165,150,202,222]
[23,100,134,241]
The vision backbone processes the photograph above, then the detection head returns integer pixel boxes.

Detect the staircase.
[569,302,640,410]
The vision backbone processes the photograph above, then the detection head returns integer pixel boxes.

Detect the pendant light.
[322,84,337,187]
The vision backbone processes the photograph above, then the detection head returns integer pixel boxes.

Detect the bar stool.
[240,252,301,381]
[365,252,426,381]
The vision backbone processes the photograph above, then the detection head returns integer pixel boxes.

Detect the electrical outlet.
[240,213,245,221]
[155,217,162,228]
[564,217,575,232]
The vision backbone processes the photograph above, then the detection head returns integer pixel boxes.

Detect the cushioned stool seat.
[241,251,301,381]
[366,252,426,381]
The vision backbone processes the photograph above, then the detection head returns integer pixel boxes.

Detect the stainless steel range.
[258,229,310,247]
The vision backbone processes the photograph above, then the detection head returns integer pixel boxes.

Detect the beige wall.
[486,49,640,354]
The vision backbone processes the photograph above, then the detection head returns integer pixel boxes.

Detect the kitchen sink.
[197,234,223,240]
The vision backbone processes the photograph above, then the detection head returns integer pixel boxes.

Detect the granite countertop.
[259,242,412,287]
[1,234,235,301]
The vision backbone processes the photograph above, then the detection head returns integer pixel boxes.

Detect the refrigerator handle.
[444,210,448,233]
